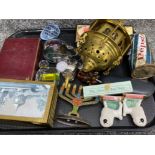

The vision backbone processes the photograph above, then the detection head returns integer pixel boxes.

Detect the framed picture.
[0,79,57,126]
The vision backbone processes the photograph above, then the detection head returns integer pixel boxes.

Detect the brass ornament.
[57,82,99,127]
[77,19,131,74]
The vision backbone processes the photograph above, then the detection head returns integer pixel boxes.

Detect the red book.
[0,38,41,80]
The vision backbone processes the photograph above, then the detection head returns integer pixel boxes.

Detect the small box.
[0,79,57,127]
[76,25,90,42]
[0,38,41,80]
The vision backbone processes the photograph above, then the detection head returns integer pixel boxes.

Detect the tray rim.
[1,28,155,135]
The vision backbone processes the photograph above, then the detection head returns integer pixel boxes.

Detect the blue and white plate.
[40,23,60,40]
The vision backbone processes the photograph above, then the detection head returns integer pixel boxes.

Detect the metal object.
[77,19,131,74]
[57,82,99,127]
[56,114,90,127]
[63,71,74,88]
[124,26,134,36]
[129,33,155,79]
[76,25,134,42]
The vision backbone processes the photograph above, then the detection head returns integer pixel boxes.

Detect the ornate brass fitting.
[77,19,131,74]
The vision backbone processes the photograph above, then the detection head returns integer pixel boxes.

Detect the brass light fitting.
[77,19,131,74]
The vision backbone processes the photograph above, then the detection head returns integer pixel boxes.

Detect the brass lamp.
[77,19,131,74]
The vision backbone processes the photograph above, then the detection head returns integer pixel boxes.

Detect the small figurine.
[100,96,123,128]
[100,94,147,128]
[123,94,147,127]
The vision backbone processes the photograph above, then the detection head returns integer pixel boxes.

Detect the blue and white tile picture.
[0,82,51,118]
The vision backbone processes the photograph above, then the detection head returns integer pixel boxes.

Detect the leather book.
[0,38,41,80]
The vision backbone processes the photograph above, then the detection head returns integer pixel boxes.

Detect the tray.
[0,28,155,134]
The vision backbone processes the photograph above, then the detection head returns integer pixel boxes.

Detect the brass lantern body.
[77,19,131,74]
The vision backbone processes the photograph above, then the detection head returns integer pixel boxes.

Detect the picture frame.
[0,79,57,127]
